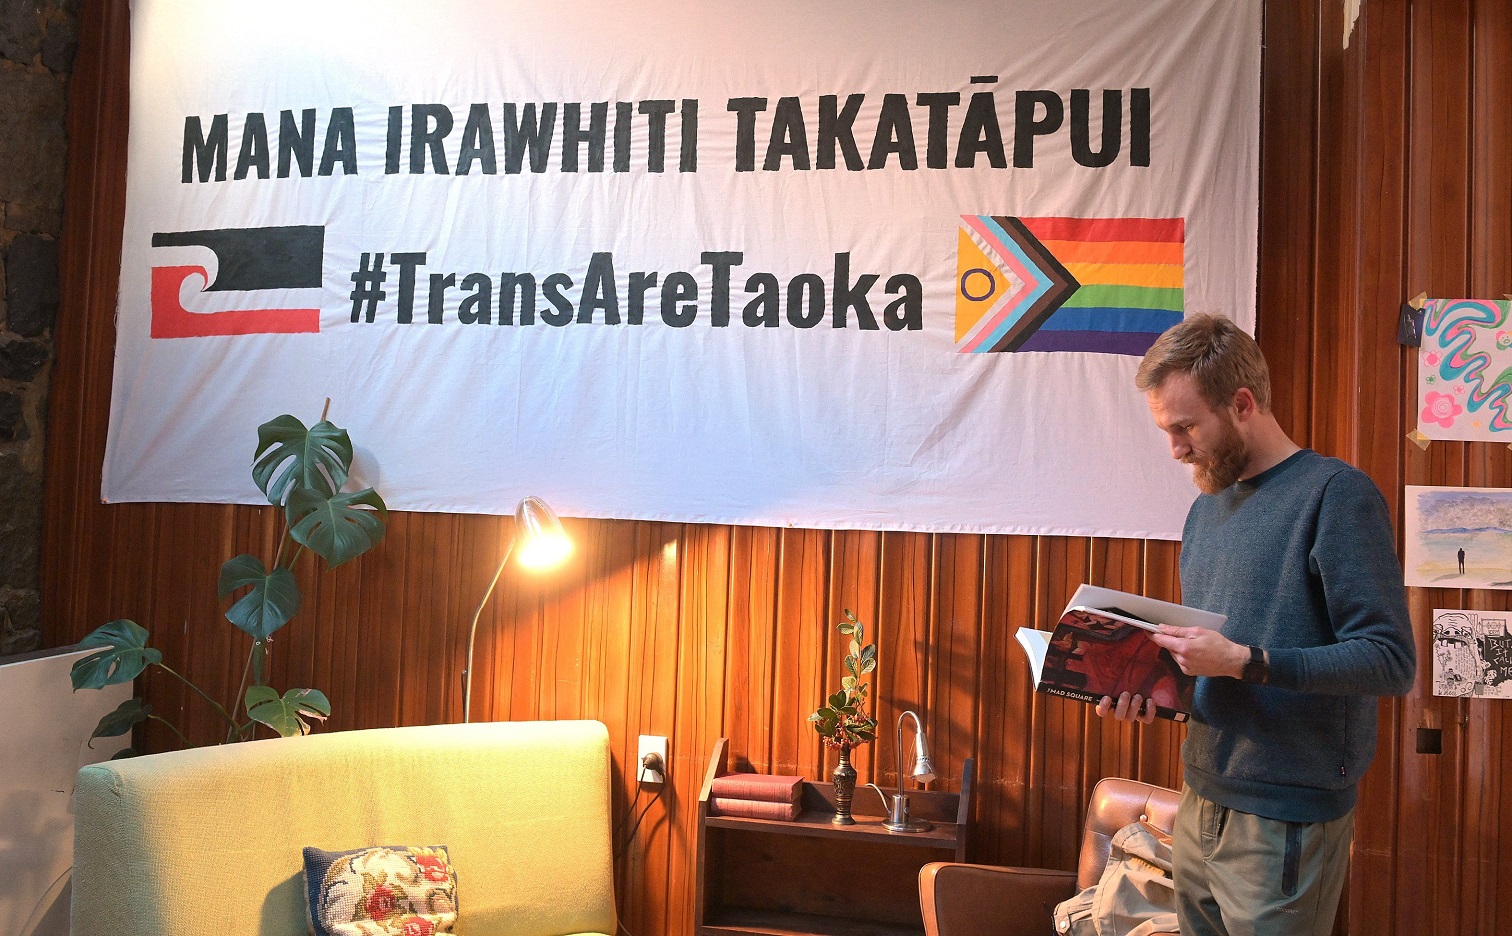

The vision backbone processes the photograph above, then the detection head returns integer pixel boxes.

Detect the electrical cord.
[617,793,660,857]
[614,753,664,858]
[612,762,650,848]
[612,752,667,936]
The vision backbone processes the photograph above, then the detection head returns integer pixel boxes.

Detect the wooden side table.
[695,738,974,936]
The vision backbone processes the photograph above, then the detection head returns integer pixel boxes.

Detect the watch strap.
[1241,645,1268,684]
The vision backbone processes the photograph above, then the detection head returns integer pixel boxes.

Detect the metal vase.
[831,744,858,825]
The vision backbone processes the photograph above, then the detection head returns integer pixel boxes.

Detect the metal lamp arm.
[884,710,933,833]
[463,534,516,724]
[897,709,925,786]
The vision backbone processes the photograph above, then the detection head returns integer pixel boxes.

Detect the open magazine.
[1016,585,1226,722]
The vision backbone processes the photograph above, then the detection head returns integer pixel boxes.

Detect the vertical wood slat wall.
[39,2,1512,933]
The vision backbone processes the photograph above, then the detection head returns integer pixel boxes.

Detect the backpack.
[1052,820,1179,936]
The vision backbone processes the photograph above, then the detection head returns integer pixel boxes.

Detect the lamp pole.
[461,496,571,724]
[462,536,515,724]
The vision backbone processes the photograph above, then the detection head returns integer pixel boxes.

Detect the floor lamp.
[462,495,573,723]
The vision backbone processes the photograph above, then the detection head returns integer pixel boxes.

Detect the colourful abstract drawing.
[1416,298,1512,441]
[1405,485,1512,589]
[1432,610,1512,699]
[955,216,1184,355]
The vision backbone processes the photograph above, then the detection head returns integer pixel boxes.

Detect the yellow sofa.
[71,720,617,936]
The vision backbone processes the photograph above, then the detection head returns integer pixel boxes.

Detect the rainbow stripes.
[955,216,1185,355]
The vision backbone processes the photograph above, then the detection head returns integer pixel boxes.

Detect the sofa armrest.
[919,862,1078,936]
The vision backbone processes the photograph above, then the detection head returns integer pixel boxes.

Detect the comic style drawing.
[1433,610,1512,698]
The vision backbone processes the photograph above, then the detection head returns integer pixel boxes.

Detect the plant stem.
[148,714,193,749]
[155,663,240,734]
[227,646,256,743]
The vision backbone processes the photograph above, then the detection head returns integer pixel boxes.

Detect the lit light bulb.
[517,531,572,569]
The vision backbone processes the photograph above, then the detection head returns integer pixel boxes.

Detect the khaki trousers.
[1172,785,1353,936]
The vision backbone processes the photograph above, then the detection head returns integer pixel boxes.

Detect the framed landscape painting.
[1405,486,1512,589]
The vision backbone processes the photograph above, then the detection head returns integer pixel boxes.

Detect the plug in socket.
[637,734,668,784]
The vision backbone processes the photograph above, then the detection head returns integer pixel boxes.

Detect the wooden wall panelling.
[45,0,126,659]
[974,533,1035,867]
[926,533,984,817]
[1463,1,1512,928]
[1135,540,1184,785]
[723,524,778,773]
[625,521,687,936]
[1031,536,1091,872]
[1398,1,1473,933]
[875,531,933,792]
[1314,3,1403,932]
[664,522,730,936]
[824,529,882,784]
[1469,0,1512,925]
[1310,0,1359,462]
[1082,538,1145,788]
[1339,0,1414,931]
[770,527,830,780]
[46,2,1512,934]
[1257,0,1319,439]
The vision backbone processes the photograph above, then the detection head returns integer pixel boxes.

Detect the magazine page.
[1016,628,1050,686]
[1064,584,1225,630]
[1040,608,1195,721]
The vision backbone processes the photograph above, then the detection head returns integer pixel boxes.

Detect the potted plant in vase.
[808,609,878,825]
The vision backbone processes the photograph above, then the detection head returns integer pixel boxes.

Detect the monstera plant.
[71,412,387,751]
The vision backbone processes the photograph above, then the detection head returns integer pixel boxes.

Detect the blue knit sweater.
[1179,449,1416,822]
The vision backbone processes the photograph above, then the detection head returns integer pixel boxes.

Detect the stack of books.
[707,772,804,821]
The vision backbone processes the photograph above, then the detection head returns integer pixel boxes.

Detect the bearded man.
[1098,313,1416,936]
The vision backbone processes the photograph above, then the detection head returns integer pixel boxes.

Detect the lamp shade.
[514,495,572,569]
[911,731,936,785]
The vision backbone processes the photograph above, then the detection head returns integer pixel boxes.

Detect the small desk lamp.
[868,710,936,832]
[462,495,572,723]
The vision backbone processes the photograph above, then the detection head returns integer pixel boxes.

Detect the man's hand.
[1150,625,1251,678]
[1096,691,1157,724]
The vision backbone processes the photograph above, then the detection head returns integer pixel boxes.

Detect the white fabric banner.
[105,0,1261,539]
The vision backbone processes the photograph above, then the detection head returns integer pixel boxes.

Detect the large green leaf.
[217,554,302,639]
[246,686,330,738]
[71,620,162,689]
[251,416,353,506]
[287,487,387,569]
[90,698,152,742]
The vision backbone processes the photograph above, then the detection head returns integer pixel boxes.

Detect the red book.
[709,773,803,804]
[708,797,801,821]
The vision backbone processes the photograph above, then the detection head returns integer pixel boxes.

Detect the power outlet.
[637,734,668,784]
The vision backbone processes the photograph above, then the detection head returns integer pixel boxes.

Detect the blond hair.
[1134,313,1271,411]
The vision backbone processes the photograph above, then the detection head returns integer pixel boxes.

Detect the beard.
[1184,416,1248,494]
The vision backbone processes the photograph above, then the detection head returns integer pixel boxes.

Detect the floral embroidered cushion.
[302,844,458,936]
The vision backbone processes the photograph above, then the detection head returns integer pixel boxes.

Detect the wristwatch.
[1240,645,1269,684]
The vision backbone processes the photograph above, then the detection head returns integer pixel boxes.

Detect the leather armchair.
[919,778,1181,936]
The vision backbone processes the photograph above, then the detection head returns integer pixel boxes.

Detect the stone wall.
[0,0,74,654]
